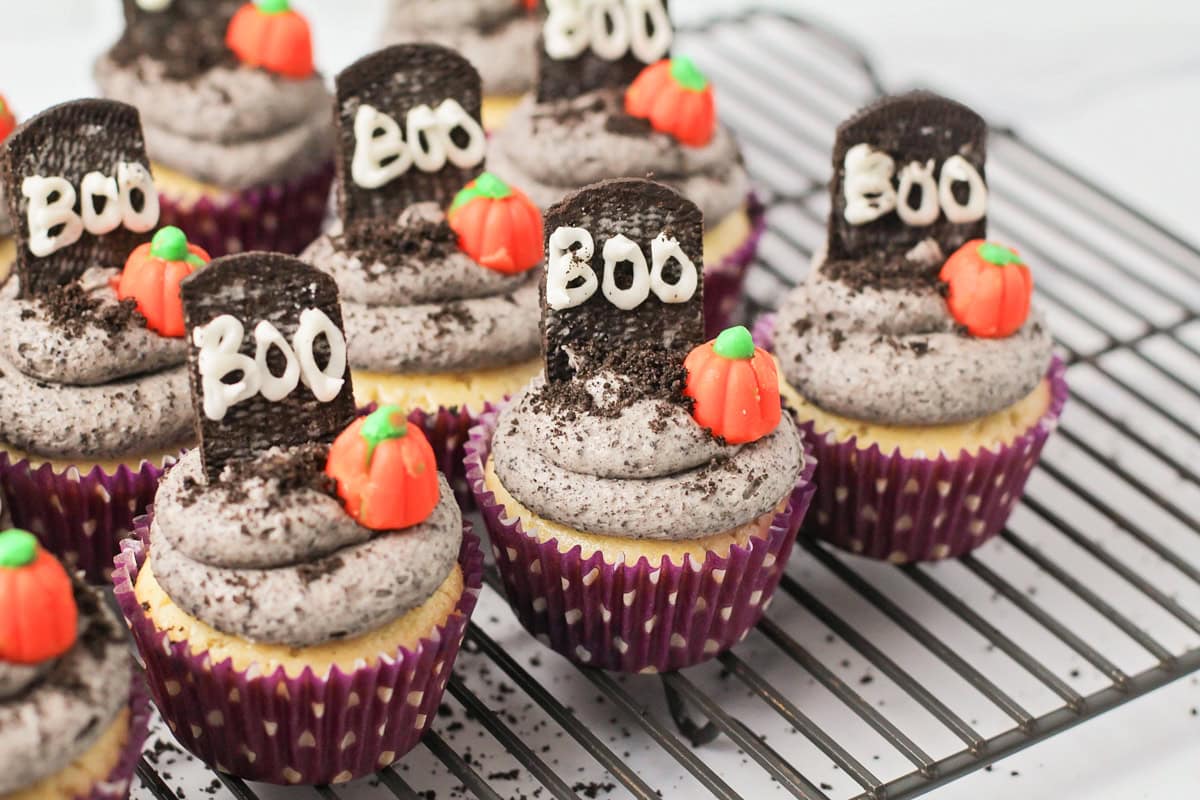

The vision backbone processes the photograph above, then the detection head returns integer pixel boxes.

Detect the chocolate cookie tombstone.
[3,99,159,298]
[538,0,674,102]
[113,0,241,79]
[828,91,988,273]
[181,253,357,481]
[335,44,487,228]
[542,178,703,389]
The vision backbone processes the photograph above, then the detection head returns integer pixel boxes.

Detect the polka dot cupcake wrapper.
[85,667,152,800]
[408,405,481,511]
[0,454,168,584]
[704,192,766,338]
[466,403,817,673]
[756,314,1069,562]
[157,163,335,258]
[113,514,484,786]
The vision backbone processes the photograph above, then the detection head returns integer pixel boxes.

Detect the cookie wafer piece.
[3,99,158,298]
[536,0,673,102]
[541,177,704,390]
[110,0,242,81]
[334,44,486,227]
[181,252,357,481]
[827,91,988,287]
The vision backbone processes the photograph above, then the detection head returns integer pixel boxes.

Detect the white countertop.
[4,2,1197,798]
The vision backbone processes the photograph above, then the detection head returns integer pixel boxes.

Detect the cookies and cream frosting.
[0,269,191,460]
[488,88,750,227]
[774,249,1054,426]
[0,581,132,795]
[491,373,804,538]
[382,0,540,96]
[302,203,542,374]
[150,445,463,648]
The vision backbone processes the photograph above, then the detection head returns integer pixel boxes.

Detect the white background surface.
[3,2,1198,798]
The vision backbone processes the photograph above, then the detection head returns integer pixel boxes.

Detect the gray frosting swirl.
[151,448,463,648]
[382,0,539,96]
[94,55,333,189]
[487,89,750,226]
[774,250,1055,425]
[0,268,185,386]
[0,583,131,795]
[303,206,541,374]
[492,380,804,538]
[0,273,192,460]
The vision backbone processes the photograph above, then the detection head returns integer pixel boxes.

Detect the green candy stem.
[0,529,38,569]
[255,0,291,13]
[713,325,756,360]
[360,405,409,466]
[150,226,206,267]
[977,241,1023,267]
[450,172,512,213]
[670,56,709,92]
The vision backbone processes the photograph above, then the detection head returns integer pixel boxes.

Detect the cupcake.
[487,0,762,332]
[0,96,18,283]
[761,92,1067,563]
[1,528,150,800]
[114,251,482,785]
[302,44,544,500]
[0,99,199,582]
[466,178,815,673]
[95,0,334,257]
[380,0,543,130]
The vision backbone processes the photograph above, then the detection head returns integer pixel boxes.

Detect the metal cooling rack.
[130,10,1200,800]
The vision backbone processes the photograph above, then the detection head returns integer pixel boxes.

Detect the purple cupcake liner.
[756,314,1069,562]
[704,192,766,337]
[157,163,334,258]
[409,405,478,511]
[466,403,817,673]
[85,667,152,800]
[0,453,169,584]
[113,514,484,786]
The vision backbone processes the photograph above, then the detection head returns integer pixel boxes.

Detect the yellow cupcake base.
[352,358,542,412]
[0,440,183,476]
[135,556,465,679]
[150,161,234,207]
[2,708,131,800]
[704,207,753,267]
[778,368,1053,458]
[482,94,525,131]
[0,236,14,285]
[483,456,779,563]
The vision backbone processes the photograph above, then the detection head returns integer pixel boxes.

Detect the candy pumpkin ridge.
[360,404,410,466]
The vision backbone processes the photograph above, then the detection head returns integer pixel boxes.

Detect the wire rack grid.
[130,10,1200,800]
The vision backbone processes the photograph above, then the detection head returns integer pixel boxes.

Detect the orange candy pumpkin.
[0,529,78,666]
[940,240,1033,339]
[448,172,544,275]
[684,326,782,445]
[325,405,441,531]
[625,56,717,148]
[226,0,315,80]
[115,226,210,338]
[0,96,16,142]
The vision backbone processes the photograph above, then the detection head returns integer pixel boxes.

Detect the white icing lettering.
[544,0,672,63]
[843,144,896,225]
[352,104,412,190]
[546,226,598,310]
[938,155,988,224]
[895,159,938,226]
[436,100,488,169]
[22,176,83,257]
[601,234,650,310]
[351,101,485,190]
[80,171,122,235]
[194,310,347,421]
[136,0,172,9]
[117,161,160,232]
[649,233,698,303]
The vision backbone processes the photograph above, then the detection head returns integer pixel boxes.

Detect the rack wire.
[131,10,1200,800]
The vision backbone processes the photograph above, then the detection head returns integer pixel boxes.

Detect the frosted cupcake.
[380,0,543,130]
[302,44,544,499]
[114,252,482,785]
[1,529,150,800]
[0,99,200,581]
[487,0,760,332]
[95,0,334,256]
[761,92,1067,562]
[467,178,814,672]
